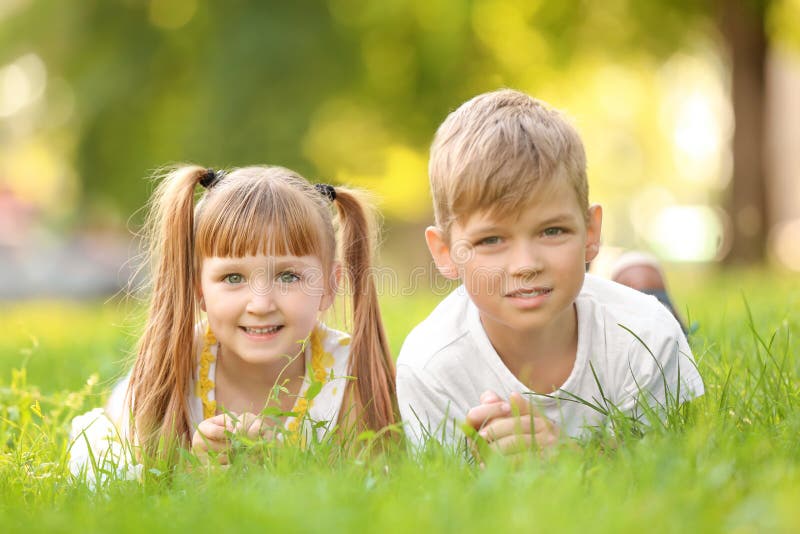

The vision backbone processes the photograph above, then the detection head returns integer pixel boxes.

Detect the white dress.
[69,322,352,482]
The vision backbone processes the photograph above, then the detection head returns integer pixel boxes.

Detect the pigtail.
[128,165,207,459]
[331,189,398,432]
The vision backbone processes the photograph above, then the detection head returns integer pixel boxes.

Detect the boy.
[396,89,704,453]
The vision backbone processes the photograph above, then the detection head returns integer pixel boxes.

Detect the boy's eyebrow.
[537,213,580,226]
[467,213,579,235]
[466,224,504,236]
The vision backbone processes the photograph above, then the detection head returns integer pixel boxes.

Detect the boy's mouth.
[505,287,552,298]
[241,325,284,335]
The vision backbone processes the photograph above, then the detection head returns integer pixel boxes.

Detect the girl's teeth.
[246,326,281,334]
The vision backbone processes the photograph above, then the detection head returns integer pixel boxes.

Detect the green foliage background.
[0,0,740,218]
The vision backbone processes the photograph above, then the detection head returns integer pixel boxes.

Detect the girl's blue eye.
[224,273,244,284]
[278,271,300,284]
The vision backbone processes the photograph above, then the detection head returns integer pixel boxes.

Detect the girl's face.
[199,253,335,367]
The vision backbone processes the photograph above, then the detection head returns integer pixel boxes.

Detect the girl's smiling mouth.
[241,325,284,336]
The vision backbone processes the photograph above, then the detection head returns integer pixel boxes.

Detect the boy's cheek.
[463,265,505,294]
[448,239,475,264]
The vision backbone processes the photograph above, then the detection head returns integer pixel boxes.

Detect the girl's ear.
[584,204,603,263]
[425,226,459,280]
[196,284,206,312]
[319,262,342,311]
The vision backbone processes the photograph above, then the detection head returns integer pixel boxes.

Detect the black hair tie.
[315,183,336,202]
[199,168,224,189]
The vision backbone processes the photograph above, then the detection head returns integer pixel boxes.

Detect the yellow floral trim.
[286,327,333,442]
[198,326,217,419]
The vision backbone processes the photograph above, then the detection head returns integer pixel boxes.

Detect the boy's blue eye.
[278,271,300,284]
[476,236,502,246]
[224,273,245,284]
[542,227,565,237]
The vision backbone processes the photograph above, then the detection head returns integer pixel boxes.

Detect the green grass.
[1,267,799,533]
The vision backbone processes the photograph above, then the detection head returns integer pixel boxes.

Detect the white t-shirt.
[396,274,704,448]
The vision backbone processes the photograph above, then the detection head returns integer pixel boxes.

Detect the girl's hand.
[191,412,274,465]
[192,414,236,464]
[466,391,560,456]
[234,412,274,441]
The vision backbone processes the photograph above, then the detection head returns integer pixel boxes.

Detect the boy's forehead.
[452,180,584,232]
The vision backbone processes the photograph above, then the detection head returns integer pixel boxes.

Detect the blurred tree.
[716,0,769,264]
[1,0,795,265]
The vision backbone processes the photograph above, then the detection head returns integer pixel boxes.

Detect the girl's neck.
[214,344,307,415]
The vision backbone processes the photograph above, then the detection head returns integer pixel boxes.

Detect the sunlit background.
[1,0,798,299]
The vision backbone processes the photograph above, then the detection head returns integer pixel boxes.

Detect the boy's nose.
[508,242,543,277]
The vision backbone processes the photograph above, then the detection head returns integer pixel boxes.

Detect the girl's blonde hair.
[129,165,397,458]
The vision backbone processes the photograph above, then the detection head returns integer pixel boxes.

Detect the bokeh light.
[647,205,725,262]
[0,53,47,119]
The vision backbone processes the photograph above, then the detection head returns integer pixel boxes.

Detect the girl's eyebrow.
[270,258,316,270]
[205,256,319,272]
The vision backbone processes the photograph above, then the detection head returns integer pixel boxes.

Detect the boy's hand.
[465,390,509,430]
[466,391,560,456]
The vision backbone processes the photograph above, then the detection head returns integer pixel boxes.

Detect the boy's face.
[426,181,602,339]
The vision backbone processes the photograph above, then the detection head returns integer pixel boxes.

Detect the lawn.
[1,267,798,533]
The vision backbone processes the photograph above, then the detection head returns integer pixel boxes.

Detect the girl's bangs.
[195,183,328,261]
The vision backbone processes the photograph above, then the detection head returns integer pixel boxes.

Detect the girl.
[70,165,397,474]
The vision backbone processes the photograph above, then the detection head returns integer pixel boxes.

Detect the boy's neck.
[480,304,578,394]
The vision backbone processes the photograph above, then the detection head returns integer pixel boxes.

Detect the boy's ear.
[584,204,603,263]
[319,262,342,311]
[425,226,459,280]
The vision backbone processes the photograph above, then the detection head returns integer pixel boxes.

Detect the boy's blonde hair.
[429,89,588,235]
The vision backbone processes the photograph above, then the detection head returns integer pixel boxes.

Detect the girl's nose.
[246,287,277,314]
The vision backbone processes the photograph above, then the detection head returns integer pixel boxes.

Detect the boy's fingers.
[489,418,558,454]
[508,392,534,416]
[479,390,503,404]
[489,433,532,455]
[478,414,532,441]
[466,401,511,430]
[478,414,555,441]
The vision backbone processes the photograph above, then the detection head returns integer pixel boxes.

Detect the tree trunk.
[718,0,769,264]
